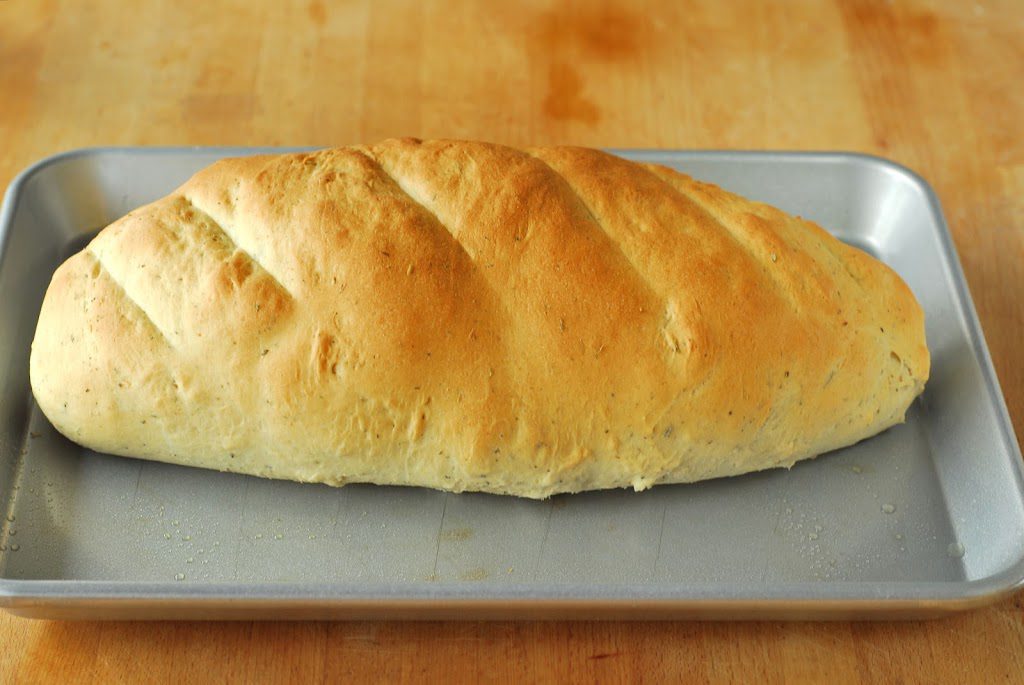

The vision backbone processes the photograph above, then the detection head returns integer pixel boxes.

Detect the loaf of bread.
[30,139,929,498]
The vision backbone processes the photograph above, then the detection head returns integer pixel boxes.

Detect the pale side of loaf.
[29,139,929,499]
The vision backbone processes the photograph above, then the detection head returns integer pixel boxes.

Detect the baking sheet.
[1,148,1022,620]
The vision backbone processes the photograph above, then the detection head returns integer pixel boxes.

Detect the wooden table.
[2,0,1023,681]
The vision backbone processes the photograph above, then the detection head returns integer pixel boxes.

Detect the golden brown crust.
[29,139,929,498]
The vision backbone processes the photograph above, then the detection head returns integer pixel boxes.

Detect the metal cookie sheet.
[0,148,1022,620]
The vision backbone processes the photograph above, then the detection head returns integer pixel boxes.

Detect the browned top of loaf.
[30,139,929,496]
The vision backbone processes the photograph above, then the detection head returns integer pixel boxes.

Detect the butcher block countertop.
[2,0,1023,681]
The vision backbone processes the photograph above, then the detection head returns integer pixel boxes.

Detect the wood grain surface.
[2,0,1023,682]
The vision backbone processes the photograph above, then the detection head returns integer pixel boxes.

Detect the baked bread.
[29,139,929,498]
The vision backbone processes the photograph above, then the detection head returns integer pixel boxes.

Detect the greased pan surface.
[1,148,1021,620]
